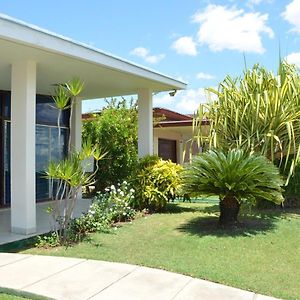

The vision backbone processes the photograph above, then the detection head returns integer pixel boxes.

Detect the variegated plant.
[191,61,300,183]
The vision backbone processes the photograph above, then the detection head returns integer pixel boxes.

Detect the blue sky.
[1,0,300,113]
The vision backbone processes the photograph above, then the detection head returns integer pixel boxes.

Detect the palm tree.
[182,149,284,225]
[192,62,300,182]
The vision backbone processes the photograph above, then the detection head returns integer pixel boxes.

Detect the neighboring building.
[83,107,208,165]
[153,107,209,164]
[0,14,186,235]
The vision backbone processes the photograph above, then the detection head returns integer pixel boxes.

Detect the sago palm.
[182,149,284,225]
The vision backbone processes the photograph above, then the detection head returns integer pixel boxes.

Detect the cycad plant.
[182,149,284,225]
[192,62,300,182]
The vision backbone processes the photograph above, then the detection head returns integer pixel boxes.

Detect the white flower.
[130,188,135,193]
[123,180,127,185]
[123,212,127,216]
[120,191,124,196]
[117,189,121,193]
[105,187,110,192]
[110,185,115,190]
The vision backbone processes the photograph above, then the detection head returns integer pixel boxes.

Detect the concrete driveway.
[0,253,279,300]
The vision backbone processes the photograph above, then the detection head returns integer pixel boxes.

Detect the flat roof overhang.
[0,14,187,99]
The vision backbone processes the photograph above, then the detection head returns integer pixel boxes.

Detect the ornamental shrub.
[82,99,138,192]
[68,181,136,242]
[94,181,136,222]
[132,156,183,211]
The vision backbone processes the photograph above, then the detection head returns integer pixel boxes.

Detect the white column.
[11,60,36,234]
[70,97,82,151]
[138,89,153,157]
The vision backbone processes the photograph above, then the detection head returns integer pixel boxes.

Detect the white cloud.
[192,4,274,53]
[145,54,165,64]
[130,47,148,57]
[130,47,165,64]
[171,36,198,56]
[196,72,215,80]
[286,52,300,67]
[154,88,210,114]
[247,0,263,6]
[282,0,300,33]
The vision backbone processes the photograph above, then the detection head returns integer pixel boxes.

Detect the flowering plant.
[94,181,136,222]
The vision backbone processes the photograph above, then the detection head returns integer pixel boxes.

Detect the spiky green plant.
[45,141,106,243]
[182,149,284,225]
[46,78,107,244]
[192,62,300,183]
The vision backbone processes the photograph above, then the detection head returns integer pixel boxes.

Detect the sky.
[1,0,300,113]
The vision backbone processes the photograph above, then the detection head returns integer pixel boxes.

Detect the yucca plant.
[182,149,284,225]
[192,62,300,183]
[46,78,106,244]
[45,141,105,242]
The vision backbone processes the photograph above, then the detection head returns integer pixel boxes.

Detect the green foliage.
[132,156,183,211]
[69,181,136,242]
[94,181,136,222]
[182,149,284,206]
[45,143,105,244]
[82,98,138,191]
[35,232,60,248]
[284,164,300,207]
[45,78,106,245]
[192,62,300,182]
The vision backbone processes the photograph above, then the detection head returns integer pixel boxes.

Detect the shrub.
[132,156,183,211]
[284,164,300,207]
[68,181,136,242]
[182,149,284,226]
[82,99,138,192]
[94,181,136,222]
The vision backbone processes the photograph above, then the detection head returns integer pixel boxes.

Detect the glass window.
[36,126,50,200]
[36,94,70,127]
[50,127,68,162]
[35,125,69,201]
[4,92,11,118]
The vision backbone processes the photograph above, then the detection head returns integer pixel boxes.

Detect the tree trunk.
[219,195,240,226]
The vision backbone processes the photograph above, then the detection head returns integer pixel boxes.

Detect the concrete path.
[0,253,279,300]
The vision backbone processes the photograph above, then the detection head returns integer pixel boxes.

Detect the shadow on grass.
[164,203,206,214]
[176,205,288,237]
[176,214,281,237]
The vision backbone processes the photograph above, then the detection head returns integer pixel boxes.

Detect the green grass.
[14,201,300,300]
[0,288,52,300]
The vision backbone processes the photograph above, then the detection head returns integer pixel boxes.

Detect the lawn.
[19,201,300,300]
[0,287,51,300]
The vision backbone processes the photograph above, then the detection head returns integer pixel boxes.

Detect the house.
[0,14,186,237]
[153,107,209,163]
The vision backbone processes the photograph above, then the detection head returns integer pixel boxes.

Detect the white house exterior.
[0,14,186,236]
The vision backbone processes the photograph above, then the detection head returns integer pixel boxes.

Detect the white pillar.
[11,60,36,234]
[138,89,153,157]
[70,97,82,151]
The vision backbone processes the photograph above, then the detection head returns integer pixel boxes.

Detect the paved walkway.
[0,253,279,300]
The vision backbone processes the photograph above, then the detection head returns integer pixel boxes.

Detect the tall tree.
[192,61,300,182]
[82,98,138,191]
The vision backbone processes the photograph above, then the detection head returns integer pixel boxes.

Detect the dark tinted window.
[36,95,70,127]
[35,125,68,200]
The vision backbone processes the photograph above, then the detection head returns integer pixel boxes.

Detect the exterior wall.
[154,124,209,164]
[153,128,183,164]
